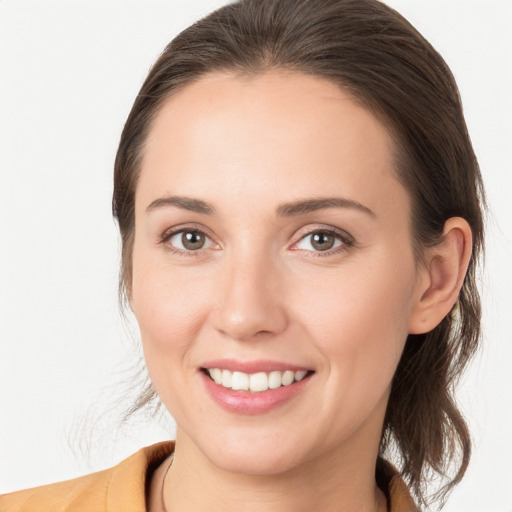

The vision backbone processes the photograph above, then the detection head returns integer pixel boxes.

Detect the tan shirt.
[0,441,418,511]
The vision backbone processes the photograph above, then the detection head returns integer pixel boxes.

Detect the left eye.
[168,230,214,251]
[295,230,345,252]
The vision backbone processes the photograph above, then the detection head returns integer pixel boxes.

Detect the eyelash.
[159,225,354,257]
[291,227,354,257]
[159,224,217,257]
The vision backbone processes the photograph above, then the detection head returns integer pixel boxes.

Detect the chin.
[190,425,309,476]
[210,446,303,476]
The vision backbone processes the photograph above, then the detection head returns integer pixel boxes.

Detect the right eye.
[166,229,214,252]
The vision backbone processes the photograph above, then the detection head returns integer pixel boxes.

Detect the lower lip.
[200,371,313,415]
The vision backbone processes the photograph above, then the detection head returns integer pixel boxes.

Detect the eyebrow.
[146,196,215,215]
[145,195,375,218]
[276,197,376,218]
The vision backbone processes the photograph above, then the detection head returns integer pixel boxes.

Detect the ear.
[408,217,473,335]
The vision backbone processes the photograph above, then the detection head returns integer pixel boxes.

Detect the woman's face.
[131,71,424,475]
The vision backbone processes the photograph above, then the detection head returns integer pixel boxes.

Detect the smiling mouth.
[201,368,315,393]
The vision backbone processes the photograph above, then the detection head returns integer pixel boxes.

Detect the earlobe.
[408,217,473,334]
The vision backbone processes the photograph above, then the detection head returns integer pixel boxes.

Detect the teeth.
[231,371,249,391]
[249,372,268,392]
[294,370,307,382]
[221,369,232,388]
[268,371,282,389]
[206,368,310,393]
[281,370,294,386]
[211,368,222,385]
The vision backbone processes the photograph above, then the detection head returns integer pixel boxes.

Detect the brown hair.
[113,0,485,507]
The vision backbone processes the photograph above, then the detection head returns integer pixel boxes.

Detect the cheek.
[295,256,416,392]
[130,253,215,416]
[131,249,212,358]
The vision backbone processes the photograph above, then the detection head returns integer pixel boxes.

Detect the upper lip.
[200,358,313,374]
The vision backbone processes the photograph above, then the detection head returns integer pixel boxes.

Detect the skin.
[131,71,472,512]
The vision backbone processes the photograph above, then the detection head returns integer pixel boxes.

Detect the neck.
[161,429,387,512]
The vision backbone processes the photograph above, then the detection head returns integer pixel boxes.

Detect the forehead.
[137,70,409,220]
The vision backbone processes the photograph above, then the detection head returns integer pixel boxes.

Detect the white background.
[0,1,511,510]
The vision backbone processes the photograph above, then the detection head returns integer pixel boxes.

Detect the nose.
[211,249,288,341]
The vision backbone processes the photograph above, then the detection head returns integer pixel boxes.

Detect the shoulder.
[0,441,175,512]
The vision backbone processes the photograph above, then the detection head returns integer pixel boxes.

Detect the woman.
[1,0,485,510]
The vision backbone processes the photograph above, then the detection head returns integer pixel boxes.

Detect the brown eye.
[182,231,205,250]
[168,229,213,251]
[295,229,348,253]
[311,232,335,251]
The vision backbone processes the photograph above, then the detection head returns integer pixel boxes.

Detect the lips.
[203,368,310,392]
[199,359,314,414]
